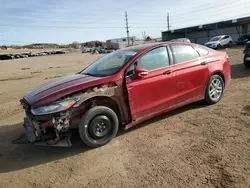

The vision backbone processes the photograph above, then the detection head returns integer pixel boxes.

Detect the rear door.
[170,44,211,104]
[125,46,178,121]
[221,36,229,46]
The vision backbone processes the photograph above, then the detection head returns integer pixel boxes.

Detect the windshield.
[81,51,137,77]
[209,36,221,42]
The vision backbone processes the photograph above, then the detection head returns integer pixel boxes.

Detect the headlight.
[31,99,78,115]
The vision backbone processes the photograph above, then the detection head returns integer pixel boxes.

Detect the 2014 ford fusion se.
[19,42,231,148]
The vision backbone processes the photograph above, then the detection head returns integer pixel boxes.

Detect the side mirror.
[135,67,149,77]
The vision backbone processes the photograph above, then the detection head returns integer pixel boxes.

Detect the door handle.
[200,61,207,65]
[163,70,172,75]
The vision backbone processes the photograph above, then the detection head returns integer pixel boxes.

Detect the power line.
[171,12,250,27]
[170,13,250,31]
[0,15,166,25]
[170,0,242,16]
[1,0,247,25]
[0,0,238,19]
[4,0,224,15]
[0,24,123,29]
[170,0,247,20]
[0,23,167,29]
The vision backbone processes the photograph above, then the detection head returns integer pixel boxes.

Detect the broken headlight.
[31,99,78,115]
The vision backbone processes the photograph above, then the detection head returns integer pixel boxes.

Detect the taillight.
[225,54,229,61]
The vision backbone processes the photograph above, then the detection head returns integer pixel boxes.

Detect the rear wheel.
[79,106,119,148]
[228,41,232,48]
[204,75,224,104]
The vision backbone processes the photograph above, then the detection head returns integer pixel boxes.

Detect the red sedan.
[19,42,231,147]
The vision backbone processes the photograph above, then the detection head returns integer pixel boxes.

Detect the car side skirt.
[125,95,204,130]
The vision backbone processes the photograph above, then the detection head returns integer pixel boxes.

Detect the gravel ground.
[0,48,250,188]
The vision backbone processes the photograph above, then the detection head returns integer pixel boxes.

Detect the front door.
[125,46,178,121]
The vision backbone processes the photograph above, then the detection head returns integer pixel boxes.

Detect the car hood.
[205,41,219,45]
[24,73,104,108]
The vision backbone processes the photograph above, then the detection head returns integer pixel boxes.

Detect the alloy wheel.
[209,78,223,101]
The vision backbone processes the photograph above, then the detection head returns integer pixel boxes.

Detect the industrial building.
[106,36,137,49]
[162,16,250,44]
[107,36,136,43]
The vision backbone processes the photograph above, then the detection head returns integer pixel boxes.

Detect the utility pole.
[125,11,130,46]
[167,13,170,31]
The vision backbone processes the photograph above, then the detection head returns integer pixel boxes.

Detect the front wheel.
[204,75,225,105]
[79,106,119,148]
[217,44,221,49]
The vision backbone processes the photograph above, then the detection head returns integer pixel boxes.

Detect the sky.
[0,0,250,45]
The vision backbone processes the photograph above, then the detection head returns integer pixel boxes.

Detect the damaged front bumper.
[13,115,73,147]
[23,115,72,147]
[14,99,75,147]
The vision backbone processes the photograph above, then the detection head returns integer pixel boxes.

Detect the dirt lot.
[0,48,250,188]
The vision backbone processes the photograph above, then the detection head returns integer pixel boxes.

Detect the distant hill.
[1,40,107,50]
[22,43,62,49]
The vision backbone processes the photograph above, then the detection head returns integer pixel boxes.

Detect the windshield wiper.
[82,72,96,76]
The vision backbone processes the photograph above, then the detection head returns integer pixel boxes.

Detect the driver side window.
[126,47,170,76]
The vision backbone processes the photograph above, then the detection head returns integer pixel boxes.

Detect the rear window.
[194,46,209,56]
[171,45,200,64]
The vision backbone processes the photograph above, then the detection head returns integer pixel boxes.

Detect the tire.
[78,106,119,148]
[228,41,232,48]
[204,75,225,105]
[244,60,250,68]
[217,44,221,49]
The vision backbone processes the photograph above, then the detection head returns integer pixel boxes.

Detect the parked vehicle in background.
[19,42,231,148]
[236,34,250,45]
[170,38,191,42]
[204,35,233,49]
[243,41,250,68]
[82,48,88,53]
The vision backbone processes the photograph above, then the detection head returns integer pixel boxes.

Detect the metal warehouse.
[162,16,250,44]
[107,36,136,43]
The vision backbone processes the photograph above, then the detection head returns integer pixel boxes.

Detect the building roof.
[162,16,250,34]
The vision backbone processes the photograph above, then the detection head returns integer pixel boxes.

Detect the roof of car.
[211,35,228,38]
[118,41,192,53]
